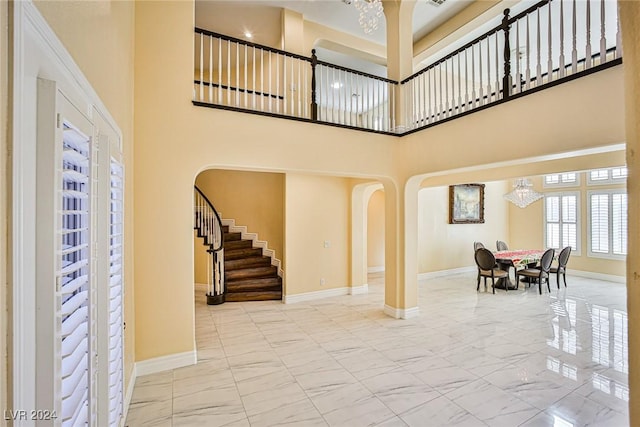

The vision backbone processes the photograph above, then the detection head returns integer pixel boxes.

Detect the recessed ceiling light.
[331,82,343,89]
[244,31,253,39]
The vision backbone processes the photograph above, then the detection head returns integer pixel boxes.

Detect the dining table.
[493,249,546,290]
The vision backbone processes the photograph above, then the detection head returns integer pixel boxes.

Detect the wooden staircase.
[223,225,282,301]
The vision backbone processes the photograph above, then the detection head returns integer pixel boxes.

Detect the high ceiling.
[196,0,474,47]
[194,0,503,77]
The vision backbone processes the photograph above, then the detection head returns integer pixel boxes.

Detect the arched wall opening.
[194,169,286,288]
[402,144,626,305]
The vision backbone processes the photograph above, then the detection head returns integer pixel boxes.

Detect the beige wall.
[621,2,640,424]
[285,174,351,294]
[509,175,626,277]
[417,181,510,272]
[367,190,385,269]
[194,231,210,284]
[399,66,625,181]
[31,0,137,402]
[1,0,8,420]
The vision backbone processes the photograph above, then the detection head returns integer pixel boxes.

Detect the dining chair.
[550,246,572,288]
[474,241,485,251]
[516,248,555,294]
[496,240,509,251]
[475,248,508,294]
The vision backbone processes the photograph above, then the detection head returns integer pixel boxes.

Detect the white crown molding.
[135,351,196,377]
[384,305,420,319]
[121,365,137,427]
[417,266,475,281]
[221,218,285,279]
[367,266,385,273]
[569,270,625,284]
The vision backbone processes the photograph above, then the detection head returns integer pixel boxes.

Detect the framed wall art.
[449,183,485,224]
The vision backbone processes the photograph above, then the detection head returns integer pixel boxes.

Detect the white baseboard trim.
[284,287,349,304]
[121,365,137,427]
[569,270,626,284]
[384,305,420,319]
[350,284,369,295]
[135,350,197,377]
[368,266,385,273]
[418,266,476,281]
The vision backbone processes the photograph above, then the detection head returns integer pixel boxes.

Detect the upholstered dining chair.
[496,240,509,251]
[551,246,572,288]
[475,248,508,294]
[474,241,485,251]
[516,248,555,294]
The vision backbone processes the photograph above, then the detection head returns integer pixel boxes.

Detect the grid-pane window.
[611,168,628,180]
[589,191,627,257]
[544,172,579,188]
[545,193,579,251]
[588,167,627,185]
[590,169,609,181]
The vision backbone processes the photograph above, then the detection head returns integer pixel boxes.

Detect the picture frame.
[449,183,485,224]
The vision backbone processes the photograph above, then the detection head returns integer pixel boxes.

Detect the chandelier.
[352,0,384,34]
[503,178,543,208]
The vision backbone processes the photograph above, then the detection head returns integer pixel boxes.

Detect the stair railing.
[194,186,225,305]
[194,0,622,135]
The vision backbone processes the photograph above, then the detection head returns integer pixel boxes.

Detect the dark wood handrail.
[195,27,312,62]
[401,24,503,84]
[508,0,552,23]
[194,185,224,252]
[316,60,398,84]
[402,0,553,85]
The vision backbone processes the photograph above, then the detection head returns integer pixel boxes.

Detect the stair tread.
[225,256,272,270]
[224,232,242,241]
[227,276,281,287]
[224,240,253,249]
[225,291,282,302]
[197,215,281,302]
[226,266,278,280]
[225,248,263,260]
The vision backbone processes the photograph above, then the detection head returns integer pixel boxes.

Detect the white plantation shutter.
[561,195,577,249]
[60,123,92,426]
[612,194,627,255]
[545,193,578,251]
[591,194,609,253]
[36,80,125,427]
[589,191,627,257]
[546,196,560,248]
[108,158,124,426]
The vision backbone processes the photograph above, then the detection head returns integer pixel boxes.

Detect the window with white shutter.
[60,122,92,426]
[588,190,627,258]
[36,80,125,427]
[544,192,580,253]
[108,158,124,426]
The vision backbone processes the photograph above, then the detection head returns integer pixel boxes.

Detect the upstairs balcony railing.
[193,0,622,135]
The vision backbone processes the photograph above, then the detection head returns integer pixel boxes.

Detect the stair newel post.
[502,8,512,101]
[311,49,318,121]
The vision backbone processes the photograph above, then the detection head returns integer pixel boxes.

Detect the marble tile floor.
[125,273,629,426]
